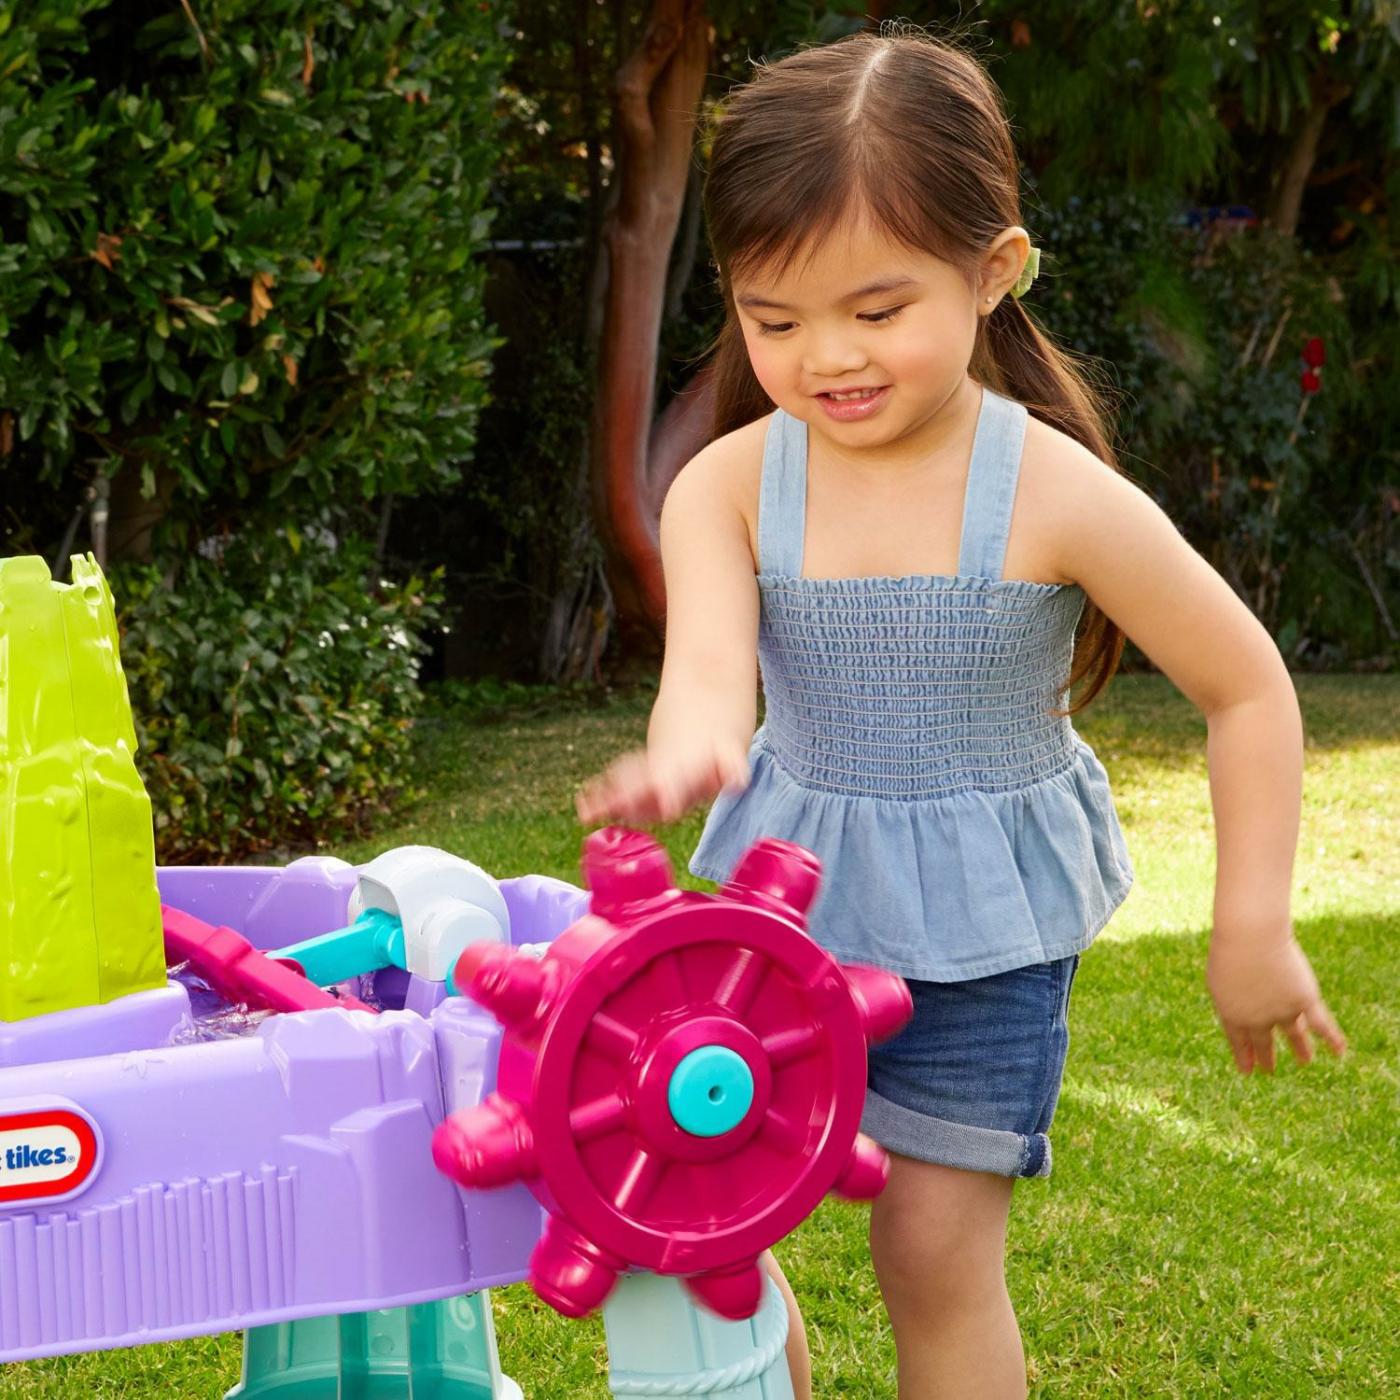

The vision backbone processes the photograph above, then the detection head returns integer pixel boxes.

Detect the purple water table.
[0,858,589,1363]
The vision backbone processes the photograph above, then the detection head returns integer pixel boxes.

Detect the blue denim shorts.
[859,953,1080,1178]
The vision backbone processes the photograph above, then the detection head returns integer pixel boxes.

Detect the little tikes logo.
[0,1104,101,1207]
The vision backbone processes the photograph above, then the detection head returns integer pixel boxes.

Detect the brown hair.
[700,25,1124,710]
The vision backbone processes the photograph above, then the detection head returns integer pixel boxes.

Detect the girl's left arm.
[1044,443,1348,1076]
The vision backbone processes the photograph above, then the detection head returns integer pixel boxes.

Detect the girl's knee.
[870,1159,1014,1303]
[872,1228,1008,1313]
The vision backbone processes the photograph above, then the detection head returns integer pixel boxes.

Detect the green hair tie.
[1010,245,1041,299]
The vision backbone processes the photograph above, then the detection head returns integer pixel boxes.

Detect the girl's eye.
[755,306,905,336]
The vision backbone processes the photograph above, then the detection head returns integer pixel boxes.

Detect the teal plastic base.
[602,1273,795,1399]
[228,1292,521,1400]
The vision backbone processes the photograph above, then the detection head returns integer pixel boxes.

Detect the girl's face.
[730,211,1026,443]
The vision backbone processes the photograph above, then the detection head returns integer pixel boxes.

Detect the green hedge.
[0,0,508,538]
[117,524,441,862]
[0,0,510,854]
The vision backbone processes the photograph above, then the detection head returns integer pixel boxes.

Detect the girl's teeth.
[829,388,882,401]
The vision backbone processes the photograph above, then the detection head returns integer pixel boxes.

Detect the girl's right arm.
[576,440,761,826]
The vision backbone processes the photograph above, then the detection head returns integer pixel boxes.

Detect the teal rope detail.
[607,1278,790,1396]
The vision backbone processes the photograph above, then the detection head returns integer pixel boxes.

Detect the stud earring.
[984,295,994,305]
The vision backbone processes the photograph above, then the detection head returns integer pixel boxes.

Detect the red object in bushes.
[1300,369,1322,395]
[1303,337,1326,369]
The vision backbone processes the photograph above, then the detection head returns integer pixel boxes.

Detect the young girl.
[576,27,1347,1400]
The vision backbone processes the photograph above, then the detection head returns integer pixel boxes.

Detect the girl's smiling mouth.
[816,385,891,420]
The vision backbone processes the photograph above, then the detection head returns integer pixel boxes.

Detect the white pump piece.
[347,845,511,983]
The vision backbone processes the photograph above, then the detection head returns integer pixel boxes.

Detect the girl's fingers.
[623,770,665,824]
[1283,1012,1313,1066]
[645,749,737,824]
[1224,1007,1346,1077]
[1224,1026,1254,1075]
[581,770,624,820]
[718,746,751,792]
[577,753,648,825]
[661,759,724,822]
[578,740,752,828]
[1306,998,1348,1058]
[575,779,609,823]
[654,770,690,823]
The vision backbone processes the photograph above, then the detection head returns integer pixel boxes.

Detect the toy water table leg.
[228,1292,522,1400]
[602,1273,795,1400]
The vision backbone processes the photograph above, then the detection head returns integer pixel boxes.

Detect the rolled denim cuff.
[861,1089,1053,1179]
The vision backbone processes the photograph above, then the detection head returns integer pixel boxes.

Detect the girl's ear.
[977,226,1033,307]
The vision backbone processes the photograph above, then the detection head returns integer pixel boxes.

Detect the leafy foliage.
[985,1,1400,201]
[117,522,442,862]
[0,1,508,854]
[1031,185,1395,663]
[0,0,508,536]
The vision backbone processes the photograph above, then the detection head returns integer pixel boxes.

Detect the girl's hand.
[1205,928,1348,1074]
[575,737,750,827]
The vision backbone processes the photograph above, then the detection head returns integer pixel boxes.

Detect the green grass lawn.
[6,675,1395,1398]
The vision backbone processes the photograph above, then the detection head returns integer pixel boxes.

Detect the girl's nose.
[803,346,868,379]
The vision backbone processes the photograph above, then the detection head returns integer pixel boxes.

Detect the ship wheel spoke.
[614,1146,666,1214]
[651,951,690,1009]
[712,948,769,1017]
[587,1012,641,1062]
[569,1092,629,1144]
[759,1108,811,1156]
[760,1024,824,1067]
[683,1159,739,1228]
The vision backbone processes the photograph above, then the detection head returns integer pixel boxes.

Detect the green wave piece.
[0,554,166,1021]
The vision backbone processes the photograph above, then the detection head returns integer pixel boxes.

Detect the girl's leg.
[869,1153,1023,1400]
[762,1247,812,1400]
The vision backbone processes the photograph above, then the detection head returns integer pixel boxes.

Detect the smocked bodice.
[758,574,1085,798]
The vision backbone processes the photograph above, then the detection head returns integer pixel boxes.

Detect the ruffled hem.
[688,731,1134,982]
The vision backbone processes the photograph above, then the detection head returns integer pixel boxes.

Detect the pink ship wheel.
[431,828,912,1321]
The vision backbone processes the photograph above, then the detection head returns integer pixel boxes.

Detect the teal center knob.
[667,1045,755,1137]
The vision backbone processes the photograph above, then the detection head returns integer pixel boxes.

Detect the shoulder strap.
[757,408,808,577]
[956,387,1029,579]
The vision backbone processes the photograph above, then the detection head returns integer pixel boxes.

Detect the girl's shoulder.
[686,409,775,486]
[1013,411,1137,582]
[1015,407,1177,589]
[666,411,774,571]
[1018,409,1119,496]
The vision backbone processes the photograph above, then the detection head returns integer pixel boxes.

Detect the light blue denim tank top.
[689,385,1134,981]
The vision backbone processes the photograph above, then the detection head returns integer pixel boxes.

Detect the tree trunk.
[589,0,714,639]
[535,1,621,683]
[106,459,177,563]
[665,160,704,325]
[1266,75,1347,237]
[586,3,891,648]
